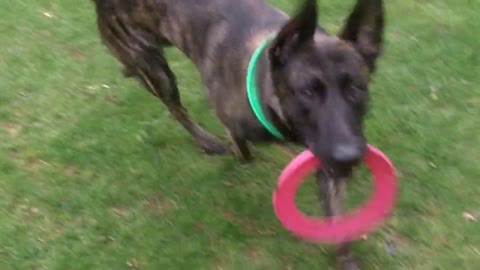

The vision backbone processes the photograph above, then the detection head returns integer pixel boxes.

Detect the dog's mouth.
[307,143,366,178]
[324,159,361,178]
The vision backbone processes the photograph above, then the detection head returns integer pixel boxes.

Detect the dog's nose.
[331,143,364,164]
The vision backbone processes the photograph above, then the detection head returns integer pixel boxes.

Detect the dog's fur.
[91,0,384,269]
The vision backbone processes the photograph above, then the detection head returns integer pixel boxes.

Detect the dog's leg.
[226,129,253,162]
[317,170,360,270]
[134,56,230,155]
[97,18,229,155]
[233,138,252,162]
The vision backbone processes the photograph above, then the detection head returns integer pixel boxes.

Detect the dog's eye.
[348,85,366,102]
[301,89,313,97]
[300,80,326,99]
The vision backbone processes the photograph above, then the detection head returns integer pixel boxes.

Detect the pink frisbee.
[273,145,398,244]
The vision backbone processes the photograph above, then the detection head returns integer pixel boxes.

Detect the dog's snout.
[331,143,364,164]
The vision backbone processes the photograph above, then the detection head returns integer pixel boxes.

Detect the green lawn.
[1,0,479,269]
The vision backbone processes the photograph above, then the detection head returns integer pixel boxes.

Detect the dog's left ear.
[339,0,384,73]
[269,0,318,67]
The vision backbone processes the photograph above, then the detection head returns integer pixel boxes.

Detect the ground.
[1,0,479,269]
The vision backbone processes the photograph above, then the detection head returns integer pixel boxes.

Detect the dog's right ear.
[269,0,318,67]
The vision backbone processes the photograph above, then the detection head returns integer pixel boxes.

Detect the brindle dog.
[91,0,384,269]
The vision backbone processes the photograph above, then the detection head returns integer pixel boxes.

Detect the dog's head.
[269,0,384,173]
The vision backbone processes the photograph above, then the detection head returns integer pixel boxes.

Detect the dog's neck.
[249,36,298,142]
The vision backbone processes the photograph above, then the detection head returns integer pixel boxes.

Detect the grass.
[1,0,479,269]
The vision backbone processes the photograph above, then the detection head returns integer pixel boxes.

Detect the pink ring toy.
[273,144,398,244]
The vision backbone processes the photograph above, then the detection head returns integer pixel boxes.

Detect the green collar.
[246,39,284,140]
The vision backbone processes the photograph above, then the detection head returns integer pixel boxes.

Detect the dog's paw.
[191,130,231,155]
[230,141,253,163]
[202,142,231,155]
[235,151,254,164]
[198,139,231,155]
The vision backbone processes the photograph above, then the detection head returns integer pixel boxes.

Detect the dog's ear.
[269,0,318,66]
[339,0,384,73]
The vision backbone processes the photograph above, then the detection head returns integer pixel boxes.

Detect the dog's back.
[93,0,286,63]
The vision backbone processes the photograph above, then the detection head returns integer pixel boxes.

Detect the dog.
[91,0,384,269]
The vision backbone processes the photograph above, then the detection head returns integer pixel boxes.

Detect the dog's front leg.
[226,129,253,162]
[316,170,360,270]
